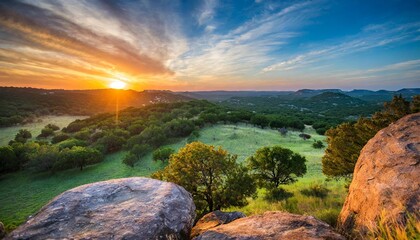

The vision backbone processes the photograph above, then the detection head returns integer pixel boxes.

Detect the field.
[0,115,87,146]
[0,123,346,230]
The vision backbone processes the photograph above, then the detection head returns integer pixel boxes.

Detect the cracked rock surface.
[7,177,196,240]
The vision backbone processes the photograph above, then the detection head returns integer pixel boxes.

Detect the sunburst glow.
[109,80,126,89]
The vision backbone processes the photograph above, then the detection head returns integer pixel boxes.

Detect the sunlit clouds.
[0,0,419,90]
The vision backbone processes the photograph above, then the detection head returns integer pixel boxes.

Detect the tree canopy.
[247,146,307,189]
[152,142,256,216]
[322,95,419,179]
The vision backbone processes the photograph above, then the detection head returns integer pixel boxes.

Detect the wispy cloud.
[262,22,420,73]
[171,0,323,82]
[0,0,187,88]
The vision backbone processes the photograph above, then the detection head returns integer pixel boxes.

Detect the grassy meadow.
[0,115,87,146]
[0,123,346,230]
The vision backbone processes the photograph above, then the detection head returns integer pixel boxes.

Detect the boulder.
[7,177,196,240]
[338,113,420,237]
[191,211,246,238]
[194,211,345,240]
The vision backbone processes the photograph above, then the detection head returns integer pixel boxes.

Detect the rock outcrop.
[7,177,196,240]
[194,211,345,240]
[191,211,246,238]
[338,113,420,236]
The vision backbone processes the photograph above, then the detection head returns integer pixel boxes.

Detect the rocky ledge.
[194,211,345,240]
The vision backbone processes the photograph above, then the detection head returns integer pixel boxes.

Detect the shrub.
[312,140,325,149]
[152,147,175,163]
[51,133,70,144]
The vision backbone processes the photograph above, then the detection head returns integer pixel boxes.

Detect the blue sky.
[0,0,419,90]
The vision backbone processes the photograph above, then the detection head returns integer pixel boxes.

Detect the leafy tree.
[37,127,55,138]
[322,95,419,179]
[56,147,103,171]
[14,129,32,143]
[122,153,138,168]
[45,124,60,131]
[26,145,60,172]
[152,142,256,216]
[137,126,166,148]
[251,114,269,128]
[131,144,151,160]
[97,133,125,153]
[247,146,307,189]
[51,133,70,144]
[152,147,175,163]
[164,119,195,138]
[0,146,18,174]
[312,140,325,149]
[57,138,87,150]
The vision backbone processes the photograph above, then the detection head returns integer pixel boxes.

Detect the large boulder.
[338,113,420,236]
[191,211,246,238]
[194,211,345,240]
[7,177,196,240]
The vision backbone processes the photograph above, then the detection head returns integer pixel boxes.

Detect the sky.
[0,0,419,91]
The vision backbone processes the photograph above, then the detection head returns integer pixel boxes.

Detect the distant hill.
[177,91,292,101]
[0,87,191,127]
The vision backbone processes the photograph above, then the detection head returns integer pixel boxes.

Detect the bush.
[14,129,32,143]
[122,153,137,168]
[300,184,330,198]
[316,209,340,227]
[57,138,87,150]
[51,133,70,144]
[152,147,175,163]
[312,140,325,149]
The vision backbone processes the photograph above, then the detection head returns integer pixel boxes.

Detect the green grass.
[0,123,346,231]
[0,115,87,146]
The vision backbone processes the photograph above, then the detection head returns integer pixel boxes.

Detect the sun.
[109,80,126,89]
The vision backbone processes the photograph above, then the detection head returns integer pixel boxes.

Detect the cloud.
[262,22,420,73]
[196,0,218,26]
[171,0,323,81]
[0,0,187,88]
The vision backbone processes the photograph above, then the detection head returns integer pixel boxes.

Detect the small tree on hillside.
[152,147,175,163]
[14,129,32,143]
[247,146,307,189]
[152,142,256,216]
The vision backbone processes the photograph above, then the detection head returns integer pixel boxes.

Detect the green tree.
[322,95,419,179]
[26,145,60,172]
[57,147,103,171]
[247,146,307,189]
[312,140,325,149]
[251,114,269,128]
[0,146,18,174]
[131,144,151,160]
[14,129,32,143]
[122,153,137,168]
[152,142,256,216]
[152,147,175,163]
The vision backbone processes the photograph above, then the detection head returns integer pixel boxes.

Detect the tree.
[152,147,175,163]
[122,153,137,168]
[247,146,307,189]
[131,144,151,160]
[51,133,70,144]
[251,114,269,128]
[97,133,125,153]
[0,146,18,174]
[57,146,103,171]
[152,142,256,216]
[26,145,60,172]
[322,95,419,179]
[312,140,325,149]
[14,129,32,143]
[45,124,60,131]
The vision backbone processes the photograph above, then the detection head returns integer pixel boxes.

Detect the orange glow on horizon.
[109,80,126,89]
